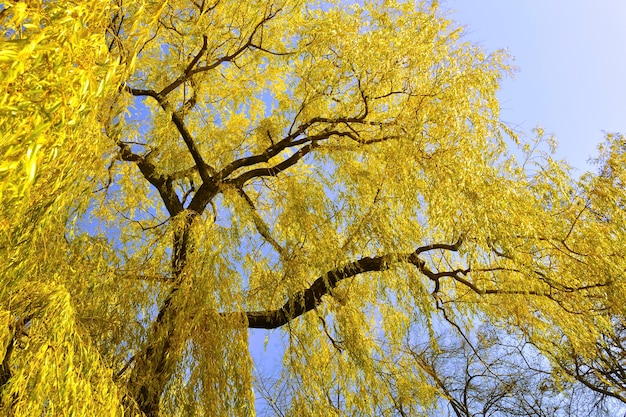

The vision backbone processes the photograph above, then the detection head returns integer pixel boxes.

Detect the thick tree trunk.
[126,225,193,416]
[126,295,181,416]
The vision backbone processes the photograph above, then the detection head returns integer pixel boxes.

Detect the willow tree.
[1,0,128,415]
[2,0,624,416]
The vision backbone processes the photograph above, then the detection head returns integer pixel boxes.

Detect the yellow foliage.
[1,0,624,415]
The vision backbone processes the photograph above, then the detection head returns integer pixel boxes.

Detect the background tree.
[403,321,621,417]
[1,0,625,416]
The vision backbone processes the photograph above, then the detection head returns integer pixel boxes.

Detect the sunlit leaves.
[2,0,625,415]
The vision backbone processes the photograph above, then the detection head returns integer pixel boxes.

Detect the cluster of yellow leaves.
[1,1,112,200]
[0,282,123,416]
[0,0,153,414]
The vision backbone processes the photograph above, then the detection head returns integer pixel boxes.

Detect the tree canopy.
[1,0,625,416]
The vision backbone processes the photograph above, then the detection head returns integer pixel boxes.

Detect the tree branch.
[236,187,287,259]
[187,181,220,214]
[124,85,217,184]
[235,235,596,329]
[157,8,281,99]
[227,141,319,186]
[158,35,209,98]
[219,125,389,184]
[117,143,184,216]
[169,108,216,183]
[125,86,160,100]
[240,241,463,329]
[244,254,392,329]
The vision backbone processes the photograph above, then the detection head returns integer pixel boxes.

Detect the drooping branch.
[239,236,598,329]
[242,241,463,329]
[408,349,470,417]
[0,315,32,391]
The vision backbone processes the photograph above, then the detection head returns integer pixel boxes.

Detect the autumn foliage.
[1,1,625,416]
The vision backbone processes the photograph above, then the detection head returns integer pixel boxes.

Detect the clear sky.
[446,0,626,174]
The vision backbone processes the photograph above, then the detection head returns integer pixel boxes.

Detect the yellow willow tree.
[1,0,624,416]
[0,0,135,415]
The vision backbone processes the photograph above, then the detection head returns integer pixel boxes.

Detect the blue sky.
[447,0,626,173]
